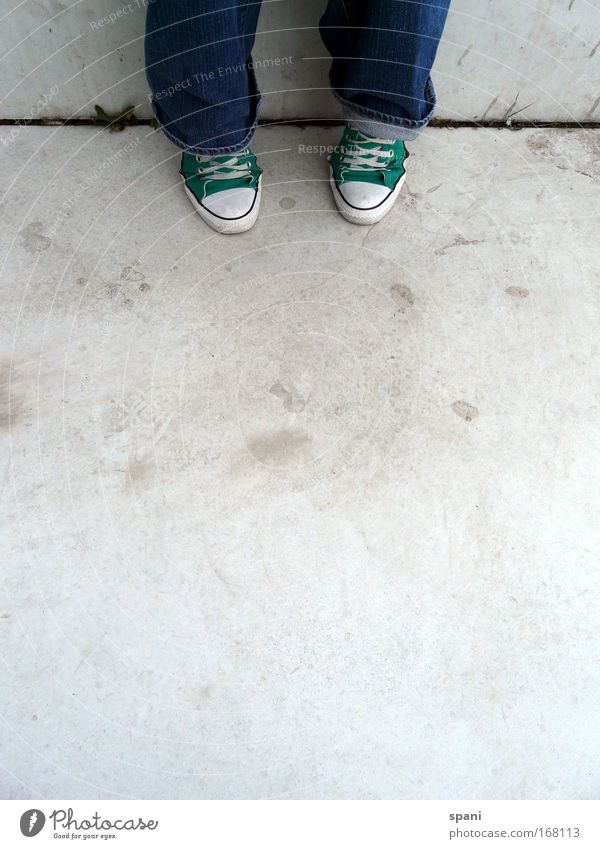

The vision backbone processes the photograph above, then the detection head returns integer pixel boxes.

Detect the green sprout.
[94,104,136,131]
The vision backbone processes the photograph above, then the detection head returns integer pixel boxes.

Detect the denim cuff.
[333,77,437,142]
[150,96,260,156]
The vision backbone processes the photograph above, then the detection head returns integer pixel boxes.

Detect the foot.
[329,124,409,225]
[180,149,262,234]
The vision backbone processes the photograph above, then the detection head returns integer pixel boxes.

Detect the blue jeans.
[145,1,450,155]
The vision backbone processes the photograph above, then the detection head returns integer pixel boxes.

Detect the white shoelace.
[195,150,251,179]
[339,136,394,171]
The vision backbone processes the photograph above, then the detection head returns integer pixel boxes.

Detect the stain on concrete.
[578,128,600,156]
[280,65,295,82]
[106,284,124,300]
[88,277,137,308]
[269,381,305,413]
[526,133,561,157]
[458,46,472,66]
[139,282,151,292]
[106,390,177,438]
[246,428,312,465]
[452,400,479,422]
[279,197,296,209]
[435,234,483,256]
[505,286,530,299]
[526,129,599,177]
[20,222,51,253]
[390,283,415,312]
[401,183,419,209]
[121,265,145,282]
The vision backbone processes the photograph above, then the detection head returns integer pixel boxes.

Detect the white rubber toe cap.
[202,187,257,219]
[337,181,390,210]
[185,179,262,234]
[330,167,406,225]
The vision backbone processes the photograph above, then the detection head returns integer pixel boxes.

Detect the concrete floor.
[1,124,599,800]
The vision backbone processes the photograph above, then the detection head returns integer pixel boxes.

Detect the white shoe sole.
[329,165,406,225]
[184,176,262,235]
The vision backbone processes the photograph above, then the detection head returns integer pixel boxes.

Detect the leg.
[320,0,451,140]
[145,1,263,154]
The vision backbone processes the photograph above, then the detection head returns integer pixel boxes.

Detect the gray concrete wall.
[1,0,599,123]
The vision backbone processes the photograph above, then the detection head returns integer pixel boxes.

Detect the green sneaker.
[329,123,409,225]
[180,149,262,234]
